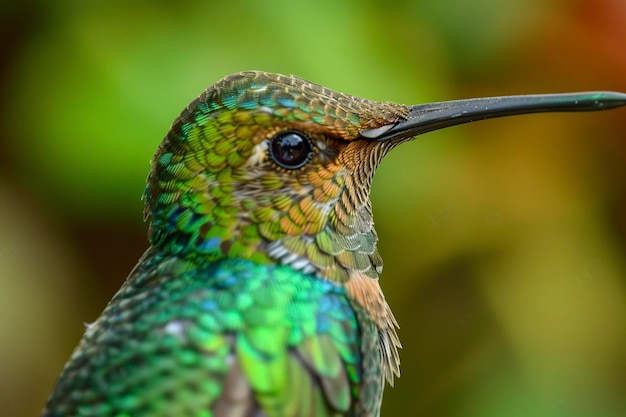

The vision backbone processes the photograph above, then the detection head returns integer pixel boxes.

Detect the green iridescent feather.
[44,250,375,417]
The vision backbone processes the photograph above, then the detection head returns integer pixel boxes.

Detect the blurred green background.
[1,1,625,416]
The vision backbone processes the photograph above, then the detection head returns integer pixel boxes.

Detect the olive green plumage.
[42,71,626,417]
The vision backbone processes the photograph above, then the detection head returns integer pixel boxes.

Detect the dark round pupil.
[270,131,311,169]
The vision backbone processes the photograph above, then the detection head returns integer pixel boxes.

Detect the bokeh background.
[1,1,626,416]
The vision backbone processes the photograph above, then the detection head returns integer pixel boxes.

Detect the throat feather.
[344,271,401,384]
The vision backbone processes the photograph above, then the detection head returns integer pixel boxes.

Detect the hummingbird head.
[145,70,626,281]
[144,71,411,284]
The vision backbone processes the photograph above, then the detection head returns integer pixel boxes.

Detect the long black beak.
[370,91,626,141]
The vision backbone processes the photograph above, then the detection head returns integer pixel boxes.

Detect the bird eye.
[268,130,313,169]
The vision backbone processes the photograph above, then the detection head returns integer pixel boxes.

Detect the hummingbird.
[42,71,626,417]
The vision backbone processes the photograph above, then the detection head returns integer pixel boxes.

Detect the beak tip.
[596,91,626,107]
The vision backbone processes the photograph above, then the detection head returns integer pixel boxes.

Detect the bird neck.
[144,169,382,283]
[143,139,397,285]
